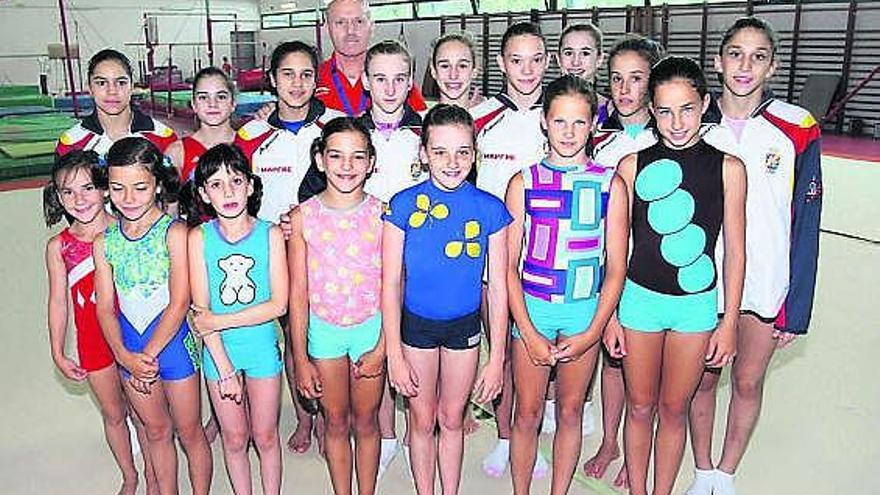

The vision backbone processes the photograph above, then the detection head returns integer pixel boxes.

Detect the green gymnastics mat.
[0,106,57,118]
[150,90,191,106]
[0,154,54,181]
[0,85,41,97]
[0,141,56,158]
[0,114,77,143]
[0,94,53,108]
[0,86,52,108]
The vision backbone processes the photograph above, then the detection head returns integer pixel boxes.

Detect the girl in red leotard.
[169,66,237,224]
[44,150,157,495]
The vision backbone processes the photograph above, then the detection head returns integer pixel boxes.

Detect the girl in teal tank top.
[188,144,288,494]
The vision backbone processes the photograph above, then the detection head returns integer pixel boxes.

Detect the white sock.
[684,468,715,495]
[378,438,399,477]
[581,400,595,436]
[541,399,557,434]
[714,469,737,495]
[532,449,550,479]
[481,438,510,477]
[127,417,141,457]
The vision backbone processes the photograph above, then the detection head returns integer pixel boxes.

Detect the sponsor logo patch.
[763,149,782,174]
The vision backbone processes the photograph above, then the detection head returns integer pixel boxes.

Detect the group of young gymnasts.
[45,8,821,495]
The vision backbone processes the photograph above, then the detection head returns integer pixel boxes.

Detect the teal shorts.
[512,293,599,341]
[618,278,717,333]
[308,312,381,362]
[203,323,283,381]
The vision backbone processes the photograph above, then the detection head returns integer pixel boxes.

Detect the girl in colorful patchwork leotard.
[94,137,213,495]
[188,143,287,495]
[505,75,629,495]
[604,56,746,495]
[44,150,157,495]
[289,117,385,495]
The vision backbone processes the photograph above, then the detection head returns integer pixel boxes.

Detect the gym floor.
[1,149,877,494]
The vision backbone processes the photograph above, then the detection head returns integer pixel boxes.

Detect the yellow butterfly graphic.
[445,220,481,258]
[409,194,449,228]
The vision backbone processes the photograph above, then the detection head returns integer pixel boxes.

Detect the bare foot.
[314,413,326,457]
[582,442,620,479]
[286,416,313,454]
[613,464,629,490]
[463,408,481,436]
[203,417,219,444]
[117,478,137,495]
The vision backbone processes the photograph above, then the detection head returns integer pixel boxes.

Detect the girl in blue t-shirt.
[383,104,511,495]
[187,144,288,494]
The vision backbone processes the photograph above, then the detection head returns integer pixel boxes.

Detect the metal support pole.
[261,41,268,95]
[144,13,155,74]
[482,13,490,97]
[661,3,670,48]
[166,45,173,116]
[837,0,858,133]
[699,1,709,69]
[625,5,633,33]
[787,0,803,102]
[316,20,323,56]
[58,0,79,117]
[74,20,84,97]
[205,0,214,66]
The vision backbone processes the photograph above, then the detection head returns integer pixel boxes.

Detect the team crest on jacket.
[806,176,823,202]
[763,149,782,174]
[410,161,426,181]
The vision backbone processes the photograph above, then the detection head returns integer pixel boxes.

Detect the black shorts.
[401,308,482,350]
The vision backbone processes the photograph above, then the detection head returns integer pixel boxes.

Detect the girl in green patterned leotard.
[94,137,213,495]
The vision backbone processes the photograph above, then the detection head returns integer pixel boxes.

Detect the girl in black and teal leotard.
[605,56,747,495]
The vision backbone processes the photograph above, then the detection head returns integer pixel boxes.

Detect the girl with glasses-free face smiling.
[272,51,317,119]
[431,36,478,107]
[498,32,548,105]
[650,77,710,150]
[558,28,604,81]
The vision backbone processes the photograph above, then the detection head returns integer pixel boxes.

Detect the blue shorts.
[512,294,599,341]
[120,315,198,381]
[203,322,282,381]
[308,312,382,362]
[401,308,481,350]
[618,278,717,333]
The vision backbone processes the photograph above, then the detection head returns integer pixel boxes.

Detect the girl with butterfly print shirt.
[383,104,510,495]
